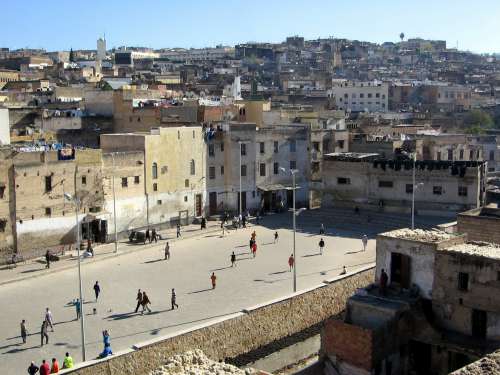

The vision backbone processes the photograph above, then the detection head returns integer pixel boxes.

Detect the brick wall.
[457,215,500,244]
[321,319,374,371]
[61,266,375,375]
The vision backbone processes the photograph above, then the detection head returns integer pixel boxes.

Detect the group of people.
[145,228,159,244]
[28,353,74,374]
[134,289,152,314]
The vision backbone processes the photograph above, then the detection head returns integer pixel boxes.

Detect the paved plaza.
[0,213,376,374]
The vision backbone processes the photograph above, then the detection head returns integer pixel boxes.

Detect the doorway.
[238,191,247,213]
[209,192,217,215]
[286,189,294,208]
[391,252,411,288]
[472,309,487,339]
[195,194,203,217]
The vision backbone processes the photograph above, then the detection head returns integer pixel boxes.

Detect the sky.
[2,0,500,53]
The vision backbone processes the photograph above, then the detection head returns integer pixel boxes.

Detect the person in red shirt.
[211,272,217,289]
[288,254,294,272]
[39,359,50,375]
[50,357,60,373]
[251,242,257,258]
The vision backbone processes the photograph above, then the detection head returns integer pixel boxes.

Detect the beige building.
[112,88,162,133]
[0,69,20,89]
[101,126,206,227]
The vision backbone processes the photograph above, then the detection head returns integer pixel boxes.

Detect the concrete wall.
[457,210,500,244]
[84,90,114,117]
[61,266,375,375]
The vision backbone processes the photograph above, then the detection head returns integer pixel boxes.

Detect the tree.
[463,110,494,133]
[69,48,75,62]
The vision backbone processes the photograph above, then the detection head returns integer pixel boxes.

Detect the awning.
[257,184,300,192]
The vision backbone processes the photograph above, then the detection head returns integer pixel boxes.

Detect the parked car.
[128,230,146,243]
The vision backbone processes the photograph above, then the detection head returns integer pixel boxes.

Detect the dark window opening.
[458,272,469,291]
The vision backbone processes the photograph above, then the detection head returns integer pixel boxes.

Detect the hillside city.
[1,33,500,375]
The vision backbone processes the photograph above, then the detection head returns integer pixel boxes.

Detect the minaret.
[333,43,342,69]
[96,36,106,76]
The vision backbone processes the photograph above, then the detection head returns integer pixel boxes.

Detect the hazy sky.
[2,0,499,53]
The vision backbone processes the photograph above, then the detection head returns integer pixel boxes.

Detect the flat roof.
[441,242,500,260]
[380,228,457,243]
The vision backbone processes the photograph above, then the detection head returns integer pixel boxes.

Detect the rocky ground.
[150,350,259,375]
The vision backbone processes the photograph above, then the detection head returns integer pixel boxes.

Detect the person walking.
[251,242,257,258]
[251,230,256,241]
[145,228,151,243]
[319,223,325,235]
[211,272,217,289]
[94,281,101,301]
[141,292,151,314]
[45,308,54,332]
[40,320,49,347]
[152,228,157,243]
[28,361,39,375]
[134,289,143,313]
[288,254,294,272]
[249,238,254,252]
[50,358,60,374]
[362,234,368,252]
[45,250,50,269]
[319,238,325,255]
[274,231,279,243]
[99,330,113,358]
[62,353,74,369]
[242,215,246,228]
[221,221,225,236]
[164,242,170,260]
[380,269,388,296]
[171,288,178,309]
[176,224,181,238]
[20,319,27,344]
[230,251,236,267]
[201,217,206,230]
[74,298,81,320]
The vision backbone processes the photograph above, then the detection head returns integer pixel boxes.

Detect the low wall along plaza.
[63,265,375,375]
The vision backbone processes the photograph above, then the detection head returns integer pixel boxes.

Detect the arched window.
[152,162,158,180]
[190,159,195,175]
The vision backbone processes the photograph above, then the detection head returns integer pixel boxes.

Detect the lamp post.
[239,141,242,218]
[411,153,424,230]
[280,167,305,292]
[64,192,86,362]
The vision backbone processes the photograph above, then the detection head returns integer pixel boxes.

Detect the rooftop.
[442,242,500,261]
[380,228,457,243]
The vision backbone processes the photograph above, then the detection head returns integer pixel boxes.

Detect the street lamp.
[111,153,118,253]
[279,167,305,292]
[64,192,86,362]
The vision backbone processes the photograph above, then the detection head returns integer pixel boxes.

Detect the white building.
[328,80,389,113]
[0,108,10,145]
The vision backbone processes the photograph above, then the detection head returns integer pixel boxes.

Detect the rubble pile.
[385,228,454,242]
[451,350,500,374]
[149,349,256,375]
[446,242,500,260]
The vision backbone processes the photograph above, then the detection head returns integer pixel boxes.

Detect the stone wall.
[61,266,375,375]
[457,211,500,244]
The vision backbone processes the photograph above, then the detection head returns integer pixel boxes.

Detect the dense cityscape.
[1,8,500,375]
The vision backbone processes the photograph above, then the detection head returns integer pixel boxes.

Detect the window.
[376,93,380,98]
[459,149,464,160]
[45,175,52,192]
[134,176,140,184]
[184,179,190,188]
[290,140,296,152]
[313,142,320,152]
[490,151,495,161]
[157,200,162,205]
[379,180,393,188]
[259,163,266,177]
[274,141,279,153]
[153,183,158,191]
[497,271,500,281]
[273,162,279,175]
[469,150,474,160]
[220,142,224,152]
[241,165,247,177]
[240,143,246,156]
[184,196,188,202]
[259,142,265,154]
[477,149,480,159]
[190,159,195,175]
[359,93,364,98]
[45,207,51,217]
[312,162,320,173]
[209,166,216,179]
[81,176,87,185]
[152,163,158,180]
[447,149,453,160]
[0,186,4,199]
[121,177,128,188]
[290,160,297,170]
[220,166,224,175]
[337,177,350,185]
[0,219,6,232]
[367,93,372,98]
[433,186,443,195]
[458,272,469,291]
[208,144,215,157]
[406,184,413,194]
[458,186,468,197]
[437,152,441,161]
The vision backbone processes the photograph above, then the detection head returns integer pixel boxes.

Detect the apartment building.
[328,80,389,113]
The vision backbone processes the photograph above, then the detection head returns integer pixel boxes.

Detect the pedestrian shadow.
[210,266,232,272]
[3,345,39,354]
[262,242,274,246]
[188,288,213,295]
[234,245,247,248]
[204,234,219,238]
[20,268,42,274]
[269,270,288,275]
[143,259,164,264]
[345,250,364,254]
[106,312,140,321]
[302,253,321,258]
[54,318,79,326]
